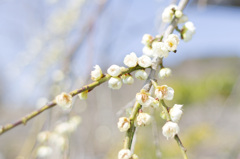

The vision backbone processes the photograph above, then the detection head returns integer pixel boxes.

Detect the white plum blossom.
[162,121,180,139]
[175,10,183,18]
[108,77,122,89]
[182,21,196,42]
[136,90,155,107]
[169,104,183,122]
[121,74,134,85]
[152,42,169,58]
[142,46,154,57]
[36,146,53,158]
[162,4,178,23]
[78,90,88,100]
[117,117,130,132]
[138,55,152,68]
[141,34,153,45]
[54,122,73,135]
[155,85,174,100]
[124,52,138,67]
[136,113,151,126]
[55,92,73,110]
[107,65,122,77]
[158,68,172,79]
[165,34,179,51]
[135,70,148,80]
[118,149,132,159]
[91,65,103,81]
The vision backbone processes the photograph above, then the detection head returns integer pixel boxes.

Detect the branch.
[0,66,144,136]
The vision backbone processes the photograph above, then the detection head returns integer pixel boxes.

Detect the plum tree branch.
[0,66,144,136]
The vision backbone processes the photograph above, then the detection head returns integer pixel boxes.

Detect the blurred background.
[0,0,240,158]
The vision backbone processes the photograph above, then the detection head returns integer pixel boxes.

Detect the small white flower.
[135,70,148,80]
[108,77,122,89]
[55,92,72,110]
[136,90,154,107]
[121,74,134,85]
[117,117,130,132]
[142,46,154,57]
[162,121,180,139]
[36,146,52,158]
[118,149,132,159]
[162,4,178,23]
[124,52,138,67]
[165,34,179,51]
[182,21,196,42]
[37,131,51,143]
[137,113,151,126]
[175,10,183,18]
[141,34,153,45]
[152,42,169,58]
[138,55,152,68]
[169,104,183,122]
[155,85,174,100]
[78,90,88,100]
[91,65,103,81]
[107,65,122,77]
[158,68,172,79]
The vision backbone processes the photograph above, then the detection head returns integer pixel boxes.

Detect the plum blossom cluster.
[52,3,193,159]
[36,116,81,158]
[162,4,196,42]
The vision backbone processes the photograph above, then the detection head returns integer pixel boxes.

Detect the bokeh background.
[0,0,240,159]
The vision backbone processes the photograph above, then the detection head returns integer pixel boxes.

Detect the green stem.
[123,102,141,149]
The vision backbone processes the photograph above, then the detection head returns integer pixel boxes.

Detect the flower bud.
[136,113,151,126]
[135,70,148,80]
[175,10,183,18]
[55,92,72,110]
[121,74,134,85]
[141,34,153,45]
[124,52,138,67]
[107,65,122,77]
[78,90,88,100]
[117,117,130,132]
[162,121,180,139]
[36,146,52,158]
[91,65,103,81]
[158,68,172,79]
[169,104,183,122]
[182,21,196,42]
[118,149,132,159]
[138,55,152,68]
[108,77,122,89]
[162,4,177,23]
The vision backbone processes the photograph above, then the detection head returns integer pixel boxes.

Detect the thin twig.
[0,66,144,135]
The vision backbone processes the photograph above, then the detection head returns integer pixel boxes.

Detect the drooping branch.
[0,66,144,136]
